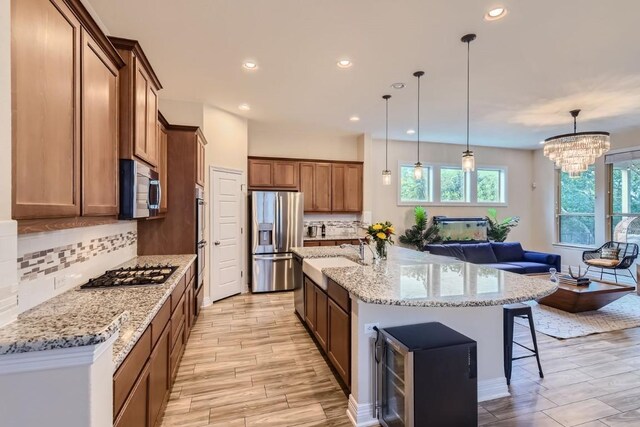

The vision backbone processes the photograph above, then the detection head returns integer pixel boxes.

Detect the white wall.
[248,121,360,161]
[0,0,17,327]
[370,139,536,248]
[158,98,204,128]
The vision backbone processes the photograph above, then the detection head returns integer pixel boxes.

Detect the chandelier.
[543,109,610,178]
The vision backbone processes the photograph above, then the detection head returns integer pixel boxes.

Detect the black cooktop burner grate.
[80,264,178,289]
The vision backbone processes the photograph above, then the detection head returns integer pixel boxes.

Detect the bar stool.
[503,303,543,385]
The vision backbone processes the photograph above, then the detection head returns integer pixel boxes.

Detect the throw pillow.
[601,248,620,260]
[461,243,498,264]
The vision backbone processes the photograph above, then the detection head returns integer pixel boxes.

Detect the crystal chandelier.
[543,109,610,178]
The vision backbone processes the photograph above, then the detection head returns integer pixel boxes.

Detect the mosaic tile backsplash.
[18,231,137,282]
[303,220,364,236]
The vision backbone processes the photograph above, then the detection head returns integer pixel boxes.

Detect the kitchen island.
[293,245,557,427]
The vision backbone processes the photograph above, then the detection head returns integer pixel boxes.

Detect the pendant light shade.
[461,33,476,173]
[413,71,425,180]
[382,95,392,186]
[543,109,610,178]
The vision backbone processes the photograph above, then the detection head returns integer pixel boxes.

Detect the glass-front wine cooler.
[375,322,478,427]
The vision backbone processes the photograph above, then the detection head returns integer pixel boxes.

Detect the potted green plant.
[486,208,520,242]
[399,207,441,251]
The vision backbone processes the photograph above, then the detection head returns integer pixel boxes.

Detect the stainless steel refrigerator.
[250,191,304,292]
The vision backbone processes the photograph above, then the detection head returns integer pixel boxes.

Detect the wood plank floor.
[160,291,640,427]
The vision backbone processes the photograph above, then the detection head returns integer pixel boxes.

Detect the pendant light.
[382,95,392,186]
[543,109,610,178]
[461,33,476,173]
[413,71,425,180]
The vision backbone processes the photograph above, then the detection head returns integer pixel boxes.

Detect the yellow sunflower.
[376,232,387,240]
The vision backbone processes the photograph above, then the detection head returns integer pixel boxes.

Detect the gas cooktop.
[80,263,178,289]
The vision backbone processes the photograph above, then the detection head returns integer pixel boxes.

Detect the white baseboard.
[478,377,510,402]
[346,377,509,426]
[202,296,212,307]
[346,394,379,427]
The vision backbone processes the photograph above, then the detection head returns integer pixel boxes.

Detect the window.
[557,167,595,245]
[608,151,640,240]
[399,164,432,204]
[477,168,506,203]
[440,167,468,202]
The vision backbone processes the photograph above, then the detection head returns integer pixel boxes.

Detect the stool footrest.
[513,341,536,354]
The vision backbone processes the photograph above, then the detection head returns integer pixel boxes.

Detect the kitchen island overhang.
[293,245,557,427]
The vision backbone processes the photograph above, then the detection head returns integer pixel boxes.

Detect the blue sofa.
[425,242,561,274]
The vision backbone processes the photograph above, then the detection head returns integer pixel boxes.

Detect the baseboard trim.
[478,377,510,402]
[202,296,212,307]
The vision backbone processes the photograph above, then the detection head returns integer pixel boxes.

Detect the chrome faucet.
[340,238,376,263]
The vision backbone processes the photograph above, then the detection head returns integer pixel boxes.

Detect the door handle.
[214,241,221,246]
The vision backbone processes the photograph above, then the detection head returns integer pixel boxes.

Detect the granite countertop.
[303,233,364,242]
[293,245,362,261]
[0,254,196,370]
[297,246,557,308]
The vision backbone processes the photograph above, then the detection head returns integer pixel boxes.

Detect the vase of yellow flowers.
[366,221,395,260]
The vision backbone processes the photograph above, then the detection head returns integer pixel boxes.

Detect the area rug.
[514,294,640,339]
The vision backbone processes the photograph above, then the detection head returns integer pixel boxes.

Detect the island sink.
[302,257,359,290]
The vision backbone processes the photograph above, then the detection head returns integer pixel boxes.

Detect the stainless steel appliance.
[80,264,177,289]
[375,322,477,427]
[293,253,304,317]
[307,225,317,238]
[195,187,206,295]
[250,191,303,292]
[119,159,161,219]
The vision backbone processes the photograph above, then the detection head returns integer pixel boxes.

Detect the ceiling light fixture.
[391,83,406,89]
[485,7,507,21]
[413,71,425,180]
[238,103,251,111]
[242,61,258,70]
[406,129,415,135]
[543,109,610,177]
[337,59,353,69]
[382,95,392,186]
[461,33,477,173]
[349,115,360,122]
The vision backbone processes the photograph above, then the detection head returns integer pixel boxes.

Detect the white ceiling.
[87,0,640,149]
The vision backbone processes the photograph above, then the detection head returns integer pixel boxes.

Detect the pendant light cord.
[385,97,389,170]
[466,39,470,152]
[417,74,421,162]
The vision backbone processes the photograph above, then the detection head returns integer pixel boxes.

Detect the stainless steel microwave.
[119,159,161,219]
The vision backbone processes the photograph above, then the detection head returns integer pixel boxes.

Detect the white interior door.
[210,168,244,302]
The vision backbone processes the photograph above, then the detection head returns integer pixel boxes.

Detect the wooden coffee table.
[527,273,635,313]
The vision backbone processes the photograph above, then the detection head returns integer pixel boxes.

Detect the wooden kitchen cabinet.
[328,299,350,386]
[109,37,162,168]
[81,28,120,216]
[332,163,362,213]
[314,286,328,351]
[248,158,299,190]
[196,134,206,187]
[299,162,332,212]
[148,322,170,427]
[304,277,316,331]
[114,363,150,427]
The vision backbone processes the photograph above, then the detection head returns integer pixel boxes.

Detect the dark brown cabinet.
[113,265,196,426]
[303,275,351,389]
[12,0,124,225]
[332,164,363,213]
[157,122,168,214]
[81,28,120,217]
[248,158,299,190]
[109,37,162,168]
[303,239,360,247]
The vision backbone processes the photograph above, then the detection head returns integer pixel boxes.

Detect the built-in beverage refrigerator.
[375,322,477,427]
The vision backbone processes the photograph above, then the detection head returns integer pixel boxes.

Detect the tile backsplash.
[303,219,364,236]
[16,222,137,313]
[18,230,136,282]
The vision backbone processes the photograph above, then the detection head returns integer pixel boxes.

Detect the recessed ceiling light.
[391,83,406,89]
[337,59,353,69]
[485,7,507,21]
[349,115,360,122]
[406,129,416,135]
[238,103,251,111]
[242,61,258,70]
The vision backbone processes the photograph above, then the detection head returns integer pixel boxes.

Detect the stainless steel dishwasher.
[293,253,304,318]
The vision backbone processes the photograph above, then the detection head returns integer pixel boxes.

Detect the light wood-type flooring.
[159,292,640,426]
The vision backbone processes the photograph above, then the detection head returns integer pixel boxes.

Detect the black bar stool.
[503,303,543,385]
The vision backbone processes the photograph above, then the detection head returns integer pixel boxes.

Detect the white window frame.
[396,161,508,207]
[438,165,471,204]
[397,162,433,206]
[555,167,596,247]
